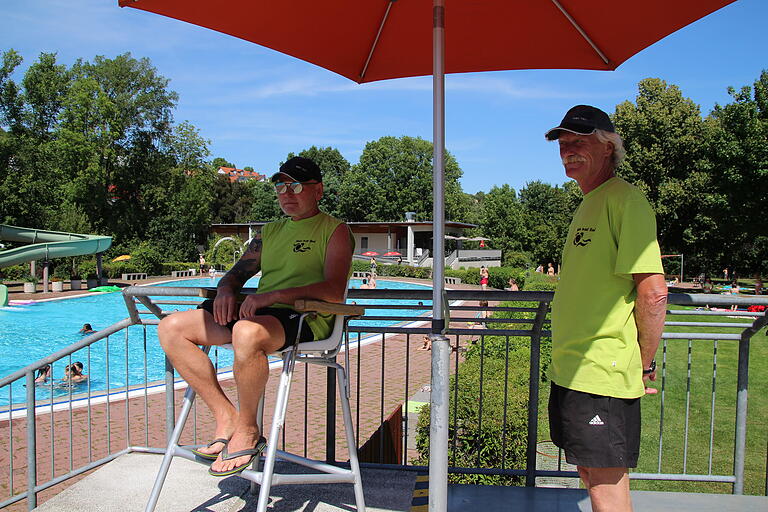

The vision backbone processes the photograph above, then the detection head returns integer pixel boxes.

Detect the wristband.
[643,359,656,375]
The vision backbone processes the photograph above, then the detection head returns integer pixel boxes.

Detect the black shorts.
[548,381,640,468]
[198,299,315,351]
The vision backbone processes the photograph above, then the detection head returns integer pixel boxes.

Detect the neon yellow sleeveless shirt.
[258,212,351,340]
[549,177,663,399]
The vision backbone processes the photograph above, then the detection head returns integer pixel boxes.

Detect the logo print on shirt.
[573,227,594,247]
[293,239,316,253]
[588,415,605,426]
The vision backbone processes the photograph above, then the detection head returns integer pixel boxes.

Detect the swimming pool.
[0,278,430,406]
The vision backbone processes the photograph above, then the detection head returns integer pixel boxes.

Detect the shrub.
[412,350,530,485]
[78,260,98,279]
[352,260,432,279]
[131,242,165,275]
[52,264,71,280]
[445,267,527,289]
[162,262,198,273]
[0,264,28,281]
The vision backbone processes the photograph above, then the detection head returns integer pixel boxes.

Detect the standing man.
[158,156,353,477]
[545,105,667,511]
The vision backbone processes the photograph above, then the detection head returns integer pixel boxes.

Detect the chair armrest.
[199,287,364,316]
[294,299,365,317]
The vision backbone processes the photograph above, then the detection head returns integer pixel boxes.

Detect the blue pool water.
[0,278,430,406]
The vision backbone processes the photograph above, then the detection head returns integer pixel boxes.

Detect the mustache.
[562,155,587,165]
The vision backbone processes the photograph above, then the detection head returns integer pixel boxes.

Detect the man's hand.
[643,371,658,395]
[239,292,277,319]
[213,287,239,326]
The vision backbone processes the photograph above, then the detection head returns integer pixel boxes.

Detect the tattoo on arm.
[247,235,263,254]
[219,234,262,288]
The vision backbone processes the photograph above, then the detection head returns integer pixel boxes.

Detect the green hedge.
[0,264,28,281]
[445,266,527,289]
[352,260,432,279]
[412,350,530,485]
[412,274,557,482]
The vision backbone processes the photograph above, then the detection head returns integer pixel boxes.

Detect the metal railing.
[1,287,767,509]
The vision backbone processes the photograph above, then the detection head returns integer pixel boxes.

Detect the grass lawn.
[536,304,767,495]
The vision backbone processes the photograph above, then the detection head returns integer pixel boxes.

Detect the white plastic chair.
[145,292,366,512]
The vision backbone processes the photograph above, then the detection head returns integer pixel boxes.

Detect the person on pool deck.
[79,323,95,334]
[158,156,354,477]
[545,105,667,512]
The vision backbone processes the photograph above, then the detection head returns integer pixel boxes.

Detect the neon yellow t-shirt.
[549,177,663,399]
[258,212,352,340]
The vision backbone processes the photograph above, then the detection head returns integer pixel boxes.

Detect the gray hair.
[594,129,626,167]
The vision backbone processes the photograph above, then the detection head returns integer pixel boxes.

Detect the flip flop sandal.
[208,436,267,477]
[191,438,229,461]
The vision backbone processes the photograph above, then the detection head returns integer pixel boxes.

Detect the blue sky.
[1,1,765,194]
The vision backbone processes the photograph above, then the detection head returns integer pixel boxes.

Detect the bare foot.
[196,414,236,458]
[209,426,262,474]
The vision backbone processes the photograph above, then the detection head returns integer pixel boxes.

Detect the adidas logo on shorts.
[588,415,605,426]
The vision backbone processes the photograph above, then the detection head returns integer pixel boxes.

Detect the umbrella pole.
[429,0,449,511]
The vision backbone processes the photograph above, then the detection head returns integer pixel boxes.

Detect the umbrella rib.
[359,0,396,82]
[550,0,610,66]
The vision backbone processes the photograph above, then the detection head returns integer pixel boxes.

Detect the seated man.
[158,156,353,477]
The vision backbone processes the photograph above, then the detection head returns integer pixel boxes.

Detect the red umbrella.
[383,251,402,257]
[117,0,736,505]
[361,251,380,257]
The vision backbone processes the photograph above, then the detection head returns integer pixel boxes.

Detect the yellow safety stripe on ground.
[410,472,429,511]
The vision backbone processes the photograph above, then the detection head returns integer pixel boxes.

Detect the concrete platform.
[449,484,768,512]
[32,452,768,512]
[33,452,416,512]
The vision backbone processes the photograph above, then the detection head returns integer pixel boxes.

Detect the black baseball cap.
[270,156,322,183]
[545,105,615,140]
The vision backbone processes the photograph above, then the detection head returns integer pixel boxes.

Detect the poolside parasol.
[111,255,131,262]
[361,251,380,257]
[383,251,402,257]
[117,0,738,504]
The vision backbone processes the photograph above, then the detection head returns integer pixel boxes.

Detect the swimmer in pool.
[79,323,96,334]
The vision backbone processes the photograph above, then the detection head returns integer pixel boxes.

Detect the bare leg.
[578,466,632,512]
[158,309,236,456]
[209,315,286,474]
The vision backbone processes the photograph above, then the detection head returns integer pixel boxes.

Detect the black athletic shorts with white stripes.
[548,381,640,468]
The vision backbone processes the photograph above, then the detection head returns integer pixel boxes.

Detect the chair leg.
[145,384,198,512]
[256,349,299,512]
[337,366,366,512]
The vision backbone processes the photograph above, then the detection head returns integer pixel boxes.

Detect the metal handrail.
[2,287,767,510]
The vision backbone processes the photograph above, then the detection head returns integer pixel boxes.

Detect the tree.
[705,71,768,275]
[479,184,527,259]
[613,78,715,274]
[56,53,179,243]
[0,50,70,226]
[249,180,283,222]
[212,157,234,169]
[338,136,466,222]
[517,180,576,267]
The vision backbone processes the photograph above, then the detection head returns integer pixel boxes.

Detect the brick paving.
[0,278,489,511]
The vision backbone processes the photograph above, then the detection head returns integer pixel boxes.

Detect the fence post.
[733,333,750,494]
[526,301,550,487]
[26,371,37,510]
[165,356,175,443]
[326,365,337,463]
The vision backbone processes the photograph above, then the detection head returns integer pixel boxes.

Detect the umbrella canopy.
[119,0,734,83]
[383,251,402,257]
[361,251,380,257]
[117,0,736,506]
[111,254,131,262]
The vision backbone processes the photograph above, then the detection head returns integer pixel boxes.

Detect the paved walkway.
[0,278,490,511]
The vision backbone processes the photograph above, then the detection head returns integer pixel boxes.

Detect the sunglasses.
[274,181,317,194]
